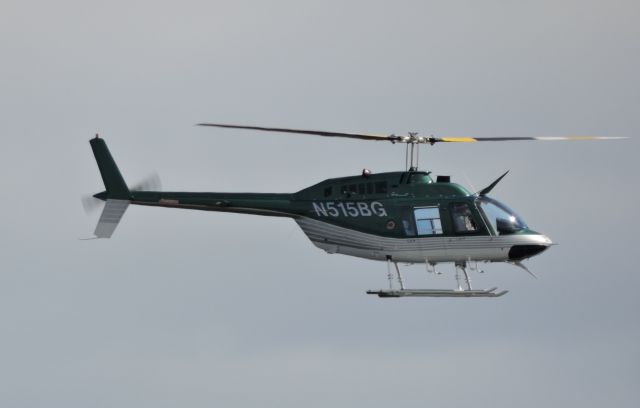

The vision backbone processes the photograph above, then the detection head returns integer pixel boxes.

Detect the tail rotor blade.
[81,195,104,215]
[132,172,162,191]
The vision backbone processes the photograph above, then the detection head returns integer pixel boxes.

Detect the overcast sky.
[1,0,639,407]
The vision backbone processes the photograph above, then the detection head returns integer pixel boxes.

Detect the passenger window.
[358,183,366,195]
[341,185,348,195]
[366,183,374,194]
[451,203,478,233]
[324,187,332,197]
[349,184,357,193]
[414,207,442,235]
[375,181,388,194]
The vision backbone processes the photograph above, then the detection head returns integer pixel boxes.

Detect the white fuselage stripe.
[295,217,551,263]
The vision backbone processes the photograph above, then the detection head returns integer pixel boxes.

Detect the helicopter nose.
[508,234,553,261]
[537,234,553,246]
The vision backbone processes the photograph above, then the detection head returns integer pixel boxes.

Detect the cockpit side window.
[414,207,443,235]
[451,203,478,233]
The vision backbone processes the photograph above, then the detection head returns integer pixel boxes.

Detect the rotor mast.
[403,132,431,171]
[399,132,442,171]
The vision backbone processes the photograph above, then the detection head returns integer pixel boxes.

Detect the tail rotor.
[83,135,162,238]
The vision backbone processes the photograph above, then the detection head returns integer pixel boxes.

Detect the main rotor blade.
[438,136,627,143]
[197,123,400,142]
[198,123,627,145]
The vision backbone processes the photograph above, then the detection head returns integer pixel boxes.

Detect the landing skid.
[366,287,508,298]
[369,258,508,299]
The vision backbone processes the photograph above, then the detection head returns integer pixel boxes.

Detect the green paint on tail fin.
[90,136,130,200]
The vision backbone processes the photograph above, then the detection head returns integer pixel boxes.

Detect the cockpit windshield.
[477,196,528,235]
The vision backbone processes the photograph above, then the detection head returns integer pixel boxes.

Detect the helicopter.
[84,123,625,298]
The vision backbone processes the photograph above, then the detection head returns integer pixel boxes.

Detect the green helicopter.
[84,123,624,298]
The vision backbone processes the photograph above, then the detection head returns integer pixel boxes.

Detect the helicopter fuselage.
[126,169,552,265]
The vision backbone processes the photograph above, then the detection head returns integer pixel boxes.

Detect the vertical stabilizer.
[88,136,131,238]
[90,136,130,199]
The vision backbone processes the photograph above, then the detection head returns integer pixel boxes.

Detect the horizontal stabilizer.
[94,199,129,238]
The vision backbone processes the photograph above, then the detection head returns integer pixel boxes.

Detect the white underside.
[295,217,551,264]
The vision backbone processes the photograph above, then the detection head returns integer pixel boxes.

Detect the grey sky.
[1,0,639,406]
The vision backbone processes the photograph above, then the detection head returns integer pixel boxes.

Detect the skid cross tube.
[366,287,509,298]
[369,261,507,298]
